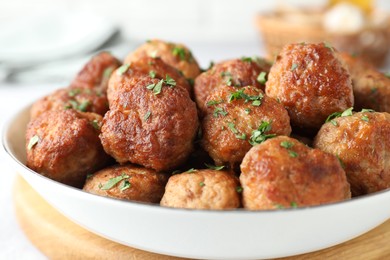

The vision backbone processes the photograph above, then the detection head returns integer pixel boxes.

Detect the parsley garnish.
[228,89,263,106]
[100,173,130,190]
[172,47,187,61]
[280,141,294,149]
[149,70,156,78]
[146,80,163,95]
[164,75,176,87]
[291,63,298,71]
[78,100,90,112]
[91,119,100,130]
[68,89,81,97]
[244,108,251,114]
[213,107,228,117]
[249,121,276,146]
[119,180,131,191]
[236,186,243,193]
[227,122,239,134]
[207,99,223,106]
[325,107,354,124]
[361,108,375,113]
[186,168,197,173]
[117,64,130,75]
[241,56,252,62]
[205,163,225,170]
[257,72,267,85]
[361,115,369,122]
[144,111,152,121]
[324,42,334,52]
[290,201,298,208]
[103,67,114,79]
[288,150,298,158]
[199,182,205,187]
[28,135,39,150]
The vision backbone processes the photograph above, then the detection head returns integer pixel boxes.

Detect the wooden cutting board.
[13,175,390,260]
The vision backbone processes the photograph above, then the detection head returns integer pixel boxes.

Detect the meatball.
[313,111,390,196]
[160,169,241,210]
[125,39,201,81]
[240,136,351,210]
[30,87,109,120]
[194,57,271,113]
[107,57,191,105]
[26,110,110,188]
[266,43,354,130]
[201,85,291,169]
[83,164,169,203]
[101,74,199,172]
[338,52,390,112]
[70,51,121,92]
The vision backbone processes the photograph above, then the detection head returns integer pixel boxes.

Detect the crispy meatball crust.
[83,164,169,203]
[124,39,201,80]
[194,58,271,113]
[313,111,390,196]
[70,51,121,92]
[338,52,390,112]
[266,43,354,129]
[240,136,351,210]
[30,87,109,120]
[101,75,199,172]
[160,169,241,210]
[26,110,110,188]
[201,85,291,168]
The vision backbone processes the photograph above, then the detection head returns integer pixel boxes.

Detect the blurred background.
[1,0,390,259]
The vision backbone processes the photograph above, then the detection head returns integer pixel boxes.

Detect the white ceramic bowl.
[3,105,390,260]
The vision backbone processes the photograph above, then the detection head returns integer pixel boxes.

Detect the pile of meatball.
[25,39,390,210]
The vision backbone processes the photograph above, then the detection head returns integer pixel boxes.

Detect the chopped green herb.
[220,71,232,77]
[103,67,114,79]
[275,204,285,209]
[257,72,267,84]
[207,61,215,70]
[164,75,176,87]
[252,100,261,106]
[144,111,152,121]
[205,163,225,170]
[227,122,239,134]
[324,42,334,52]
[78,100,90,112]
[186,168,197,173]
[213,107,228,117]
[146,79,164,95]
[119,180,131,191]
[149,70,156,78]
[291,63,298,71]
[280,141,294,149]
[150,50,158,58]
[91,119,100,130]
[236,186,243,193]
[325,107,354,123]
[361,115,369,122]
[361,108,375,113]
[86,174,93,179]
[228,89,263,106]
[290,201,298,208]
[288,150,298,158]
[241,56,252,62]
[226,76,233,86]
[28,135,39,150]
[187,78,194,86]
[331,120,338,126]
[100,173,130,190]
[171,170,181,175]
[207,99,223,106]
[68,89,81,97]
[244,108,251,114]
[199,182,205,187]
[336,155,345,169]
[249,121,276,146]
[117,64,130,75]
[172,47,187,61]
[235,133,247,140]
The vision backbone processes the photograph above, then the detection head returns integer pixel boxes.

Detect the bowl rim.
[2,103,390,215]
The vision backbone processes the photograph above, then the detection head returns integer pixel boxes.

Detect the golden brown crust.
[83,164,169,203]
[160,169,241,209]
[313,111,390,196]
[338,52,390,112]
[194,58,271,113]
[30,87,109,120]
[26,110,110,188]
[124,39,201,80]
[266,43,354,129]
[101,74,199,172]
[201,85,291,168]
[70,51,121,92]
[240,136,351,210]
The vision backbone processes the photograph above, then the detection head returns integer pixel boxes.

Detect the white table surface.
[0,41,264,259]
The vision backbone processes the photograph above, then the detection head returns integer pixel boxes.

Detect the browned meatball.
[240,136,351,210]
[30,87,109,120]
[194,57,271,113]
[101,73,199,172]
[201,85,291,168]
[26,110,110,188]
[160,169,241,209]
[83,164,169,203]
[313,111,390,196]
[70,51,121,92]
[266,43,354,130]
[338,52,390,112]
[125,39,201,80]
